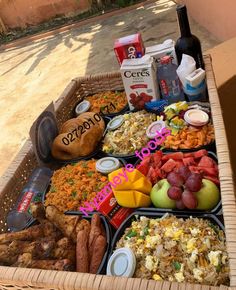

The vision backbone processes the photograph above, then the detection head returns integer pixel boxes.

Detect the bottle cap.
[184,109,209,126]
[160,55,171,65]
[96,157,121,174]
[146,121,166,139]
[107,115,124,131]
[106,248,136,277]
[75,100,91,116]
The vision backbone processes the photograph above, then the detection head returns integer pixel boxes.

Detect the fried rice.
[116,215,229,286]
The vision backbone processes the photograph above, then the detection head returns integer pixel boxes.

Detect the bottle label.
[171,80,181,96]
[160,79,169,96]
[17,191,34,213]
[16,191,43,213]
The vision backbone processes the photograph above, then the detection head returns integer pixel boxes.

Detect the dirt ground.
[0,0,220,177]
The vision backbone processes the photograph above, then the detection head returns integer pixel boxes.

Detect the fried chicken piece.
[46,206,80,241]
[13,253,74,271]
[0,244,18,265]
[30,202,46,221]
[0,224,44,244]
[53,237,76,263]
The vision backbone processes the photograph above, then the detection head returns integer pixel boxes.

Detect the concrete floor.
[0,0,220,176]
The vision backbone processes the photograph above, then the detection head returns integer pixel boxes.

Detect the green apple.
[196,179,220,210]
[151,179,176,208]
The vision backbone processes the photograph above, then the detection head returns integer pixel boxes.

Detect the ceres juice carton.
[114,33,145,65]
[98,192,133,229]
[146,39,178,70]
[120,55,160,110]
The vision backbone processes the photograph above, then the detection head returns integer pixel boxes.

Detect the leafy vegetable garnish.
[82,191,88,199]
[70,162,77,166]
[125,230,137,239]
[81,162,88,168]
[50,185,56,193]
[143,226,149,236]
[103,95,108,99]
[67,178,74,185]
[71,191,77,198]
[173,261,181,271]
[216,264,222,272]
[87,171,94,177]
[208,222,219,234]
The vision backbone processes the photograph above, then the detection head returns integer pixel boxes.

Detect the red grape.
[167,186,183,200]
[182,190,198,209]
[178,166,191,181]
[185,173,202,192]
[167,172,184,187]
[176,199,186,210]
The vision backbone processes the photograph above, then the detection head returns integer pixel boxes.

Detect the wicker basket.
[0,55,235,290]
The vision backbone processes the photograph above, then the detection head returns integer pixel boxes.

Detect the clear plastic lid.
[184,109,209,126]
[146,121,166,139]
[96,157,121,174]
[75,100,91,116]
[106,248,136,277]
[107,116,124,131]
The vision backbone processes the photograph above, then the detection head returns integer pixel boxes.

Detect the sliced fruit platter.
[136,149,220,212]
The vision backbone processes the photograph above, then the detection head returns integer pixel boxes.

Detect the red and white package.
[114,33,145,66]
[120,55,160,110]
[98,192,133,229]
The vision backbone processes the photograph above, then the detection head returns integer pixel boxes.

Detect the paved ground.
[0,0,220,176]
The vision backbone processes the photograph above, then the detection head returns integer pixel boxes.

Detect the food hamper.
[0,55,235,290]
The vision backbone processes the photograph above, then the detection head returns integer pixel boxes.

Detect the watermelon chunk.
[162,152,184,161]
[137,163,149,176]
[183,157,196,166]
[174,161,184,170]
[161,159,177,173]
[153,151,163,165]
[204,175,220,185]
[147,166,159,185]
[183,152,194,158]
[193,149,208,159]
[197,166,218,176]
[198,156,216,168]
[189,166,201,174]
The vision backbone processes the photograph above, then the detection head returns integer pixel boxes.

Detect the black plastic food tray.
[65,212,112,275]
[110,211,225,254]
[135,151,222,215]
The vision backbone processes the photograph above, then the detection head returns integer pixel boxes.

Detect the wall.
[176,0,236,41]
[0,0,92,29]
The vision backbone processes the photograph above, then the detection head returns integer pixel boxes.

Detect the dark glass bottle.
[175,5,204,69]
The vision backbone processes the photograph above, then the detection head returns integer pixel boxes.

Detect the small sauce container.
[146,120,166,139]
[96,157,121,174]
[106,248,136,277]
[107,115,124,131]
[75,100,90,116]
[184,109,209,127]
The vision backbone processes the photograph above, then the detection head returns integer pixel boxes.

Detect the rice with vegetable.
[116,215,229,286]
[45,160,108,212]
[103,110,156,155]
[85,91,128,114]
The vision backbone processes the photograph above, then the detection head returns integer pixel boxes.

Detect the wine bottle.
[175,5,204,69]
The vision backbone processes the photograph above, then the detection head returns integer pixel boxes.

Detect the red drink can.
[114,33,145,65]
